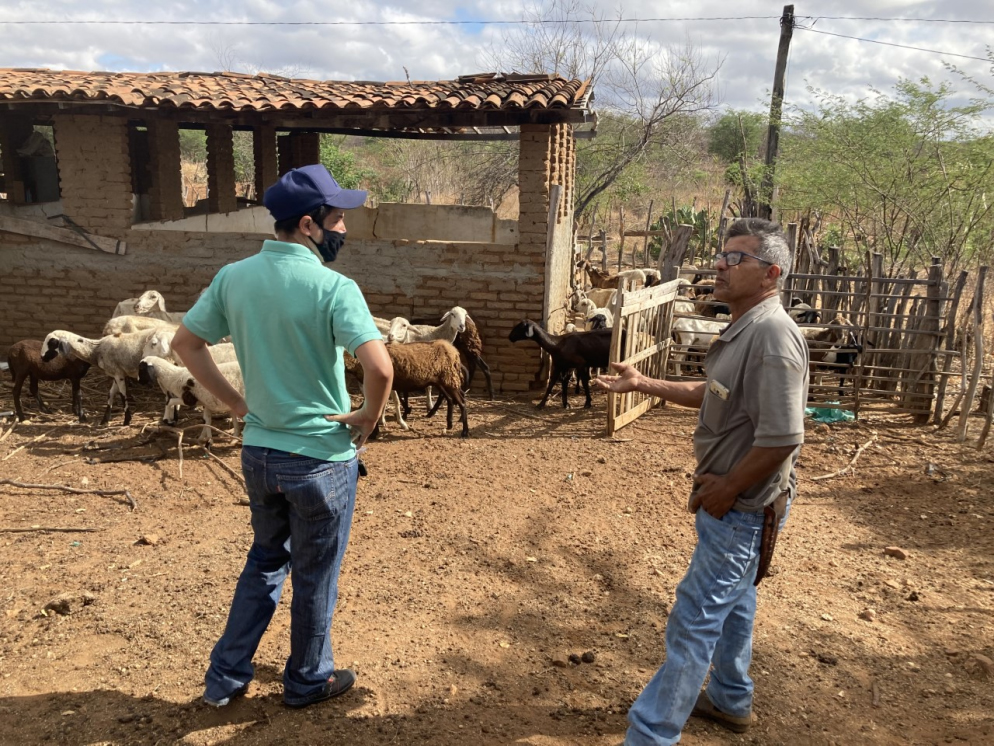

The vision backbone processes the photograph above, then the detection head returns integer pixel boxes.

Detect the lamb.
[345,341,469,437]
[138,356,244,444]
[6,340,91,422]
[41,328,160,426]
[103,315,178,336]
[111,290,187,323]
[508,319,619,409]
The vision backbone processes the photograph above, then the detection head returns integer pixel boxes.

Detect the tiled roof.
[0,69,592,114]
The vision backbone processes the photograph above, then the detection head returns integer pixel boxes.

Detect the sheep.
[141,328,237,365]
[111,290,187,323]
[585,307,614,330]
[508,319,619,409]
[571,287,617,310]
[452,315,494,399]
[804,314,863,396]
[577,259,618,289]
[372,316,392,339]
[686,278,731,318]
[41,329,160,426]
[103,315,178,336]
[788,297,821,324]
[345,341,469,438]
[138,355,244,444]
[387,306,468,344]
[388,307,468,412]
[6,340,91,422]
[671,316,727,377]
[643,268,662,287]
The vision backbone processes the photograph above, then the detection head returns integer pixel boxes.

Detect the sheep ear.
[525,325,533,338]
[441,311,451,322]
[155,294,166,312]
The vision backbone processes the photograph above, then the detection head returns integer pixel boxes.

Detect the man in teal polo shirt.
[172,164,393,709]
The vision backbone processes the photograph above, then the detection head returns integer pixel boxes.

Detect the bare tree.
[482,0,721,223]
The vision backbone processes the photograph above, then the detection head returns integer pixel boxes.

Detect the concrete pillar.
[206,122,237,214]
[0,114,35,204]
[147,119,185,221]
[253,124,278,199]
[53,114,133,235]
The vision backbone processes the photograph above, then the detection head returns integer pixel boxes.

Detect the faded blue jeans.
[625,501,791,746]
[203,446,358,706]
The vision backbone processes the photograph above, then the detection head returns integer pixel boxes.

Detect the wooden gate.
[606,279,682,435]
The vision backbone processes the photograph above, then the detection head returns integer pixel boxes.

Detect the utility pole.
[759,4,794,221]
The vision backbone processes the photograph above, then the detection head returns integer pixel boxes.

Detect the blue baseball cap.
[263,164,367,221]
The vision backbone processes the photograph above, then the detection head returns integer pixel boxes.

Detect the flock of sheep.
[5,268,862,437]
[5,290,495,442]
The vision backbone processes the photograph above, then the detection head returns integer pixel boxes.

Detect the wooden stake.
[0,526,100,533]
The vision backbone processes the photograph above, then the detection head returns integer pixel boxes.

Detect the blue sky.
[0,0,991,114]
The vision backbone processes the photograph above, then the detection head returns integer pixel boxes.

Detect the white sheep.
[142,328,238,366]
[571,287,616,311]
[671,316,727,377]
[42,328,161,425]
[111,290,187,323]
[585,307,615,330]
[138,355,244,444]
[103,315,178,336]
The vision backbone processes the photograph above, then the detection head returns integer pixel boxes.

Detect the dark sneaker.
[690,692,755,733]
[202,683,249,708]
[284,669,357,709]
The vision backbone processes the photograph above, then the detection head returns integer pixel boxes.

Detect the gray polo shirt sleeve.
[754,351,807,448]
[181,268,231,345]
[331,279,383,355]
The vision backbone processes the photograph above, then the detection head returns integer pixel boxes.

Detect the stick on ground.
[810,434,879,481]
[0,478,137,511]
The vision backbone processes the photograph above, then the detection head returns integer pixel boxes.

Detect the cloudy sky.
[0,1,991,113]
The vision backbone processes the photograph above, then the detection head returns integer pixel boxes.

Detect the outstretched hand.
[592,362,642,394]
[325,407,380,449]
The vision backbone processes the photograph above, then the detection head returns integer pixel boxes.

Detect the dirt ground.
[0,374,992,746]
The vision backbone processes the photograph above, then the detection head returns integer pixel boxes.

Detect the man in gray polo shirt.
[594,218,808,746]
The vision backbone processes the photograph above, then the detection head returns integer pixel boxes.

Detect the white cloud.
[0,0,989,112]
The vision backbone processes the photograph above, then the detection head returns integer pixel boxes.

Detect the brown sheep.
[453,316,494,399]
[6,340,91,422]
[345,340,468,437]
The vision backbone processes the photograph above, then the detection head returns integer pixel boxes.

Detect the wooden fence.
[606,279,681,435]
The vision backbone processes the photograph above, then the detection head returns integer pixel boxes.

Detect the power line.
[797,27,991,62]
[0,16,991,27]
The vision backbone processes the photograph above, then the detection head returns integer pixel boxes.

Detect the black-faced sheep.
[508,319,616,409]
[6,340,91,422]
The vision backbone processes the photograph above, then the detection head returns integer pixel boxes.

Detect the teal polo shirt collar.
[261,239,322,264]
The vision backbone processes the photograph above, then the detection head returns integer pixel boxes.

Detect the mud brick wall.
[0,231,549,395]
[52,114,133,235]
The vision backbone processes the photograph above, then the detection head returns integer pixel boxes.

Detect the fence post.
[957,266,989,440]
[905,258,943,424]
[642,199,654,267]
[781,222,799,306]
[716,188,731,247]
[617,205,626,272]
[933,270,969,424]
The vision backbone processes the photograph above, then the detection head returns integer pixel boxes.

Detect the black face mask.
[316,229,346,263]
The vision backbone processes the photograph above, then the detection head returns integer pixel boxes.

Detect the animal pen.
[582,220,990,435]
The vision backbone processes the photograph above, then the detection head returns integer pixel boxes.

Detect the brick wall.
[52,114,133,235]
[0,230,547,394]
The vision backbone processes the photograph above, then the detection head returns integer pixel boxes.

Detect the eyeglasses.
[712,250,773,267]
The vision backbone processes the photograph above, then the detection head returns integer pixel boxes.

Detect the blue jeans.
[625,502,791,746]
[203,446,358,705]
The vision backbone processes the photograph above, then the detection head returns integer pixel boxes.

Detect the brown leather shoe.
[690,692,755,733]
